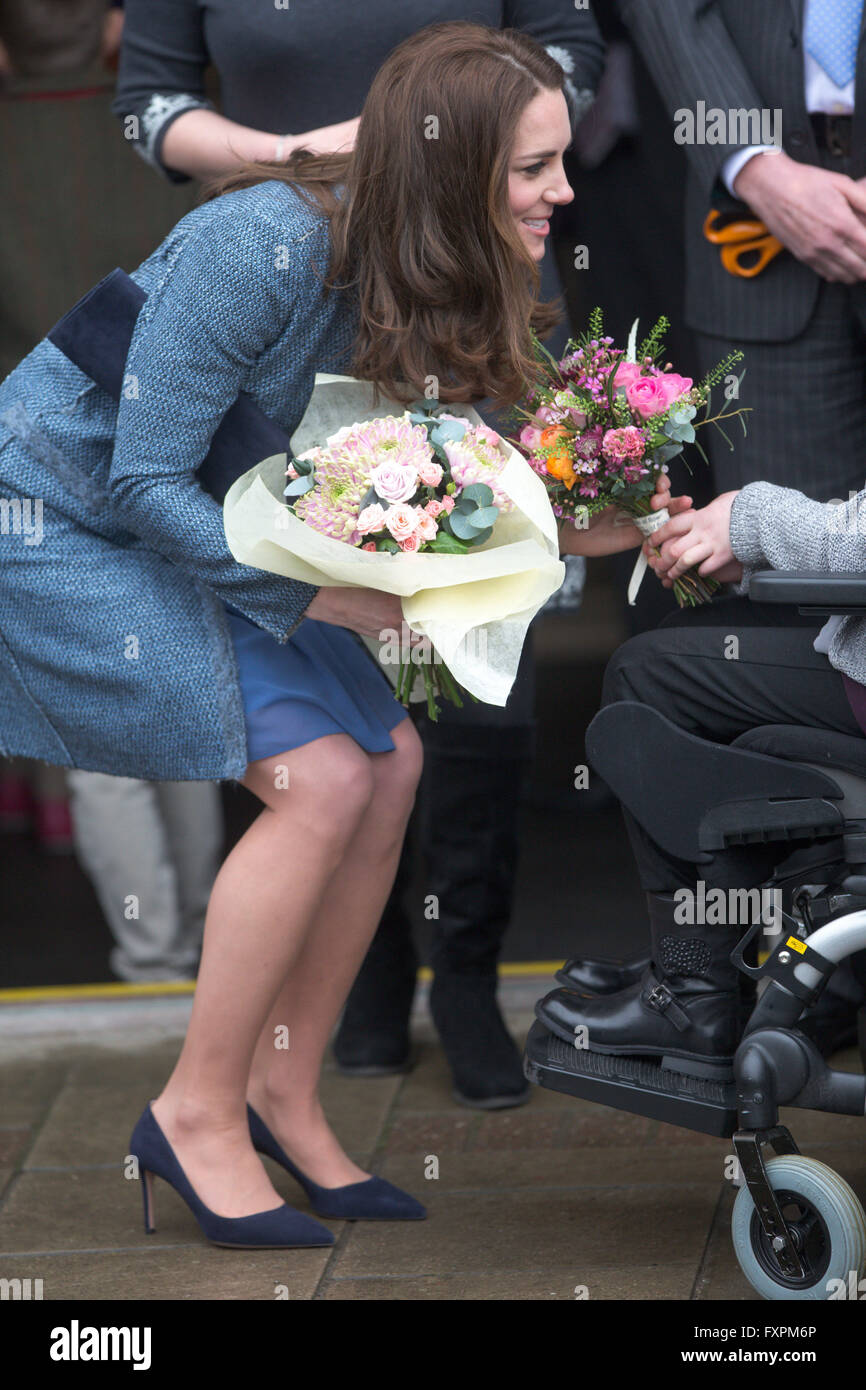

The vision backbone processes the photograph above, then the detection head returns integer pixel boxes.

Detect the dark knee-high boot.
[536,891,741,1079]
[424,722,534,1109]
[333,828,418,1075]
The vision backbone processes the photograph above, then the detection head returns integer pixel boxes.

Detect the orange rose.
[545,449,577,490]
[540,425,568,448]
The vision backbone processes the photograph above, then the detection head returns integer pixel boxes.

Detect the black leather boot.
[333,830,418,1076]
[536,891,741,1079]
[423,721,534,1109]
[556,951,649,994]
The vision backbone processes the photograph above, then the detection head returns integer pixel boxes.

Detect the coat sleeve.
[112,0,213,183]
[107,200,320,643]
[504,0,605,126]
[730,481,866,575]
[616,0,768,198]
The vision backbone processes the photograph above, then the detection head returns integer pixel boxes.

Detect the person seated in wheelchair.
[538,477,866,1078]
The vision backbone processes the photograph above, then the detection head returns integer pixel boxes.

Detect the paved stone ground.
[2,982,864,1302]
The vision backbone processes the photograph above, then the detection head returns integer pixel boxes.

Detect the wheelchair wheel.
[732,1156,866,1300]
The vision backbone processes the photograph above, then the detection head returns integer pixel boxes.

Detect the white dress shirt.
[722,1,858,194]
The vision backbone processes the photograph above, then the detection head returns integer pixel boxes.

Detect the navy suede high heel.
[129,1103,335,1249]
[247,1104,426,1221]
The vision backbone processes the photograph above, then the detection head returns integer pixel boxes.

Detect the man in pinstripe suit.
[618,0,866,500]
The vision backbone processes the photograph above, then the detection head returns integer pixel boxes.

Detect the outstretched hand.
[643,490,743,586]
[558,471,692,558]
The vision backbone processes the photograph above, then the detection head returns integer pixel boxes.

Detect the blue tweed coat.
[0,180,358,780]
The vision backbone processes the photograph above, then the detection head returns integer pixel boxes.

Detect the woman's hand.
[644,490,743,586]
[304,586,406,640]
[161,111,361,182]
[558,471,692,558]
[283,117,360,159]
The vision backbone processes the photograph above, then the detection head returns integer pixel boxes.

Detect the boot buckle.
[643,979,691,1033]
[646,983,672,1012]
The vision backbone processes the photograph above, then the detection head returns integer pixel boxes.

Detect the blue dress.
[223,605,407,762]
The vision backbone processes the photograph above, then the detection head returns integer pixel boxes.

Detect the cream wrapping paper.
[223,374,565,706]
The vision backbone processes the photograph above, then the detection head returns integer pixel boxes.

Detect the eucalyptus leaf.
[459,482,494,507]
[430,420,467,447]
[466,524,493,546]
[291,455,314,476]
[449,510,480,540]
[653,442,684,465]
[284,475,316,497]
[469,506,499,529]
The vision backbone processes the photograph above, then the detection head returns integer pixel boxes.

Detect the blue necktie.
[805,0,864,88]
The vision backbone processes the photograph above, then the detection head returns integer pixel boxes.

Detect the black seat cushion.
[733,725,866,780]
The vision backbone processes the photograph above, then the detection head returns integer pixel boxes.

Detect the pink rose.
[476,425,501,448]
[357,502,387,535]
[519,424,543,451]
[399,532,422,553]
[611,361,647,393]
[440,495,455,514]
[417,460,444,487]
[625,372,693,420]
[415,507,438,542]
[425,498,444,517]
[361,541,377,552]
[655,372,693,408]
[370,462,418,504]
[384,503,420,543]
[285,462,298,480]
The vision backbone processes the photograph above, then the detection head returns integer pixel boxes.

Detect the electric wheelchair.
[525,570,866,1301]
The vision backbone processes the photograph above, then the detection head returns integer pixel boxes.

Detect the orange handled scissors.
[703,209,784,278]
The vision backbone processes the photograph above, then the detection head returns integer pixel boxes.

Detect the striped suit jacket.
[618,0,866,341]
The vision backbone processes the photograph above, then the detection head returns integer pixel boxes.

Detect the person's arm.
[504,0,605,126]
[112,0,213,182]
[617,0,866,281]
[113,0,359,183]
[645,481,866,590]
[107,199,322,641]
[558,473,691,557]
[159,110,360,183]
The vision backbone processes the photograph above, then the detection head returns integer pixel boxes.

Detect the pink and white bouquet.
[285,409,513,558]
[223,374,564,716]
[512,309,748,606]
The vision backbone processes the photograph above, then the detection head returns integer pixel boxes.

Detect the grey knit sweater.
[730,481,866,684]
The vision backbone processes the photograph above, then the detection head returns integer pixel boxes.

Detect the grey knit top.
[113,0,604,180]
[731,482,866,684]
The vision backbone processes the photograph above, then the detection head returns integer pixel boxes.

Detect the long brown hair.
[206,22,568,408]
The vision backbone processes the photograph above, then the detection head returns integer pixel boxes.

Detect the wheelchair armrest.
[749,570,866,615]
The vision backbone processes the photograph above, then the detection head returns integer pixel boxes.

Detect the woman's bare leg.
[149,733,380,1219]
[245,716,423,1187]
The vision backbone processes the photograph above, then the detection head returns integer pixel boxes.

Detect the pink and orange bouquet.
[512,309,748,606]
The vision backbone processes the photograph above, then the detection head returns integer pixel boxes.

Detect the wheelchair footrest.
[524,1020,738,1138]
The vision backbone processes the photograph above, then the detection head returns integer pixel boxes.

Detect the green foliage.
[636,315,670,365]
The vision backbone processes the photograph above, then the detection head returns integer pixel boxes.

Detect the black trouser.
[603,597,863,893]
